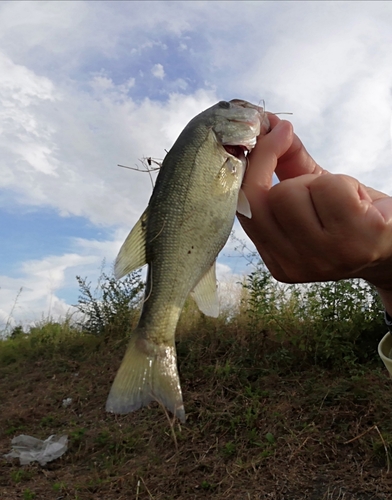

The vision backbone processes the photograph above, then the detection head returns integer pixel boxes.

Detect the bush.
[76,270,144,336]
[245,263,385,370]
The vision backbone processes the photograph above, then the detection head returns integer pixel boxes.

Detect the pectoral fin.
[114,209,148,279]
[191,262,219,318]
[237,188,252,218]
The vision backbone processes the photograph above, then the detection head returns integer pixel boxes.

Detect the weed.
[23,489,36,500]
[200,480,216,490]
[245,264,385,370]
[5,424,26,436]
[70,427,87,446]
[76,269,144,337]
[259,449,273,459]
[265,432,275,444]
[40,415,56,428]
[215,360,234,379]
[222,441,236,457]
[94,430,111,447]
[11,470,31,483]
[53,482,66,492]
[247,428,262,446]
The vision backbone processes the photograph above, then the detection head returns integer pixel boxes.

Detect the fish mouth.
[223,144,248,161]
[213,99,270,160]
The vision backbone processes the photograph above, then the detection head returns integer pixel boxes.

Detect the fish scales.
[106,99,270,422]
[144,125,240,322]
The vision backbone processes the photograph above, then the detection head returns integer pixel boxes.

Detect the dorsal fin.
[114,209,148,279]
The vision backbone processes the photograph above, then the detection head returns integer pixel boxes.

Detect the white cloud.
[2,1,392,326]
[0,51,59,186]
[216,262,246,316]
[220,3,392,192]
[0,51,55,104]
[0,235,124,332]
[0,51,219,226]
[151,63,165,79]
[0,254,93,330]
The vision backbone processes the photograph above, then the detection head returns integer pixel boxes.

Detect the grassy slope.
[1,313,392,500]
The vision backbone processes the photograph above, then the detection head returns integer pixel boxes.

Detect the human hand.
[238,115,392,305]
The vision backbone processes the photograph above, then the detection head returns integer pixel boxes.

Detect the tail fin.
[106,334,185,422]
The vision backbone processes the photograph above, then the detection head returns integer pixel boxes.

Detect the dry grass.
[1,312,392,499]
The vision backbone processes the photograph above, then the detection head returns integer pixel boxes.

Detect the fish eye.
[218,101,230,109]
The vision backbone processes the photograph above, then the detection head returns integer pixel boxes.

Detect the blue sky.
[1,1,392,330]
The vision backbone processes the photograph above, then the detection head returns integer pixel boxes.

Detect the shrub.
[75,270,144,336]
[245,263,385,370]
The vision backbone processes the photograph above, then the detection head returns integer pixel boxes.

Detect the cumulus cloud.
[216,262,246,316]
[220,3,392,191]
[0,254,94,329]
[1,1,392,325]
[151,63,165,79]
[0,51,218,226]
[0,51,59,186]
[0,231,127,331]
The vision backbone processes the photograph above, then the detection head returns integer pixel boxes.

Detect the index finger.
[250,114,324,181]
[275,130,324,180]
[243,119,294,195]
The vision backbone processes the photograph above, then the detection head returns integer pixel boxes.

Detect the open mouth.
[223,144,248,160]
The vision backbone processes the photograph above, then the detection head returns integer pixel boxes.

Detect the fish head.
[202,99,270,218]
[210,99,270,159]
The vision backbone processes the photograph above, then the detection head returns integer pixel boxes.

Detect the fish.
[106,99,270,422]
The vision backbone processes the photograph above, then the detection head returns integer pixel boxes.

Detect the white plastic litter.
[62,397,72,407]
[4,434,68,465]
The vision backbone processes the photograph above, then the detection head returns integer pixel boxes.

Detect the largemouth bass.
[106,99,270,422]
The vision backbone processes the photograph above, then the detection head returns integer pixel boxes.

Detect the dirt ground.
[2,330,392,499]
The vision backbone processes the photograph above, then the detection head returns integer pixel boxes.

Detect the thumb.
[373,197,392,224]
[242,120,294,207]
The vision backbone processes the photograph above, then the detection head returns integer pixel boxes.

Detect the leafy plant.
[10,470,32,483]
[245,263,385,370]
[53,482,66,492]
[76,269,144,336]
[70,427,87,446]
[23,489,36,500]
[222,441,236,457]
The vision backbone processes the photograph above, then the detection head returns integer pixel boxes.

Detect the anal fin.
[191,262,219,318]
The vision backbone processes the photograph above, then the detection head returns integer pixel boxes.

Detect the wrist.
[377,286,392,377]
[385,309,392,330]
[376,287,392,317]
